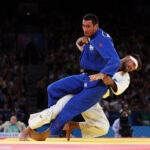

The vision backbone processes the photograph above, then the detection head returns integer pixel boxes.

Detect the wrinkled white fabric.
[29,95,73,129]
[29,71,130,137]
[103,71,130,98]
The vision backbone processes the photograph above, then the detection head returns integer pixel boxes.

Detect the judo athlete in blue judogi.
[47,13,120,135]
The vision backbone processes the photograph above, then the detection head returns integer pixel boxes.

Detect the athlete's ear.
[94,24,98,29]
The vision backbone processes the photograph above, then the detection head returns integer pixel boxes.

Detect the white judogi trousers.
[29,94,109,138]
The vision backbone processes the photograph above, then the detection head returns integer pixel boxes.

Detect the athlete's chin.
[84,33,90,37]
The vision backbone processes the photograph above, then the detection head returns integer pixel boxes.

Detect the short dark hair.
[83,13,99,25]
[131,54,142,71]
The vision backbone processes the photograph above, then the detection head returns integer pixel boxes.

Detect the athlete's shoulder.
[92,28,112,44]
[100,28,113,42]
[113,71,130,81]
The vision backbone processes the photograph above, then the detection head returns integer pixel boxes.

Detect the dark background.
[0,0,150,127]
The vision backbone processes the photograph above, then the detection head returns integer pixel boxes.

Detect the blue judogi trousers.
[47,73,108,135]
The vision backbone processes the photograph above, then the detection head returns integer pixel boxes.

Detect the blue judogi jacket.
[80,28,120,76]
[48,29,121,135]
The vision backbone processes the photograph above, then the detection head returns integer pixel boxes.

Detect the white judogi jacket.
[103,71,130,98]
[29,71,130,138]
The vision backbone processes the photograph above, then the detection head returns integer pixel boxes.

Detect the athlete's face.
[82,20,98,37]
[122,56,137,72]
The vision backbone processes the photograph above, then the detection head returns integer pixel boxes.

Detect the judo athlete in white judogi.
[19,54,142,141]
[28,70,130,138]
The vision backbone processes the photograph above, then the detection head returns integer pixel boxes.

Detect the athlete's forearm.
[109,80,117,92]
[89,73,106,82]
[102,75,117,92]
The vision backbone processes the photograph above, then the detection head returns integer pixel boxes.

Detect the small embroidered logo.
[89,45,94,51]
[56,122,59,127]
[99,43,102,47]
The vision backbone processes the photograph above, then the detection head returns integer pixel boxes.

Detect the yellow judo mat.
[0,137,150,144]
[0,138,150,150]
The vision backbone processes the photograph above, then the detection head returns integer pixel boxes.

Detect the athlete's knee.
[47,84,57,108]
[47,84,52,93]
[102,122,110,135]
[97,120,110,136]
[47,83,56,95]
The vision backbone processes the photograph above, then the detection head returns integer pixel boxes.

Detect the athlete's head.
[121,54,142,72]
[82,13,99,37]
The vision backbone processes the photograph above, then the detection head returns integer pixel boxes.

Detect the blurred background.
[0,0,150,137]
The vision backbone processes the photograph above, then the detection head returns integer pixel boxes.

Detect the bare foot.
[63,122,73,141]
[18,126,31,141]
[18,132,29,141]
[63,121,80,141]
[29,128,50,141]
